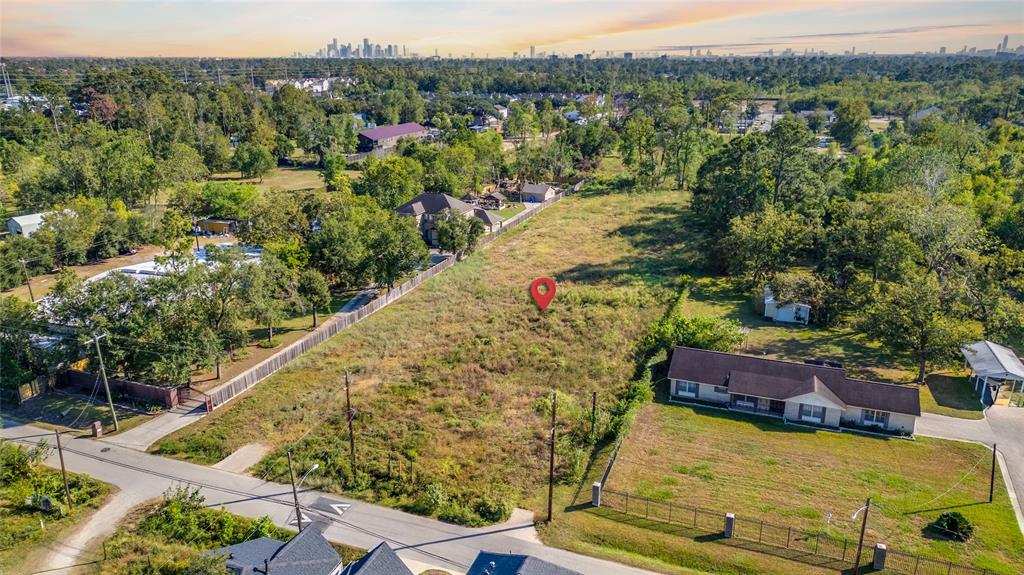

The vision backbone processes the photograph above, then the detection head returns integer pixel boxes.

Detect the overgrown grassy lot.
[602,400,1023,574]
[156,181,698,524]
[93,489,363,574]
[209,165,328,192]
[3,391,155,435]
[0,450,111,574]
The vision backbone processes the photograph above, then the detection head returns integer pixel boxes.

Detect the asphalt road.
[1,420,656,575]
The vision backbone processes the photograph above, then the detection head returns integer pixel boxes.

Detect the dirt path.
[34,490,147,575]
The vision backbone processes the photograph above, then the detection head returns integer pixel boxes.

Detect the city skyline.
[2,0,1023,58]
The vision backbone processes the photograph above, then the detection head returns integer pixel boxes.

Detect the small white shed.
[763,285,810,325]
[7,212,47,236]
[961,340,1024,407]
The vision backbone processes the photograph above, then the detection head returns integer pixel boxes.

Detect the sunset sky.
[2,0,1022,58]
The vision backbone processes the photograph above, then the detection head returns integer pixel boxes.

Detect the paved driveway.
[915,408,1024,533]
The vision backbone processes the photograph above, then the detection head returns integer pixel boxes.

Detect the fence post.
[786,526,792,548]
[591,482,601,507]
[842,539,848,562]
[724,513,735,538]
[912,556,919,575]
[693,507,697,528]
[872,544,887,571]
[814,534,819,554]
[758,520,764,543]
[625,492,629,514]
[646,498,650,519]
[668,501,672,524]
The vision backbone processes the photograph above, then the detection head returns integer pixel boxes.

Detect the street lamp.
[288,451,320,532]
[851,497,872,575]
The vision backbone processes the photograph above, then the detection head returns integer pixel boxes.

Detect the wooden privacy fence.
[203,189,568,410]
[597,488,993,575]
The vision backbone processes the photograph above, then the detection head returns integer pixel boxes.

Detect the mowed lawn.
[680,276,983,417]
[156,186,699,508]
[604,401,1023,574]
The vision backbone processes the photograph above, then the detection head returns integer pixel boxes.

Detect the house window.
[800,404,826,423]
[862,409,888,427]
[674,381,698,398]
[714,386,728,394]
[732,394,757,409]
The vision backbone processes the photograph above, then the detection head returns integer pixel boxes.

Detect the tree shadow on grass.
[558,199,709,288]
[923,374,983,414]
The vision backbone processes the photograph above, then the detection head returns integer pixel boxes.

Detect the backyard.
[155,178,699,522]
[597,400,1022,574]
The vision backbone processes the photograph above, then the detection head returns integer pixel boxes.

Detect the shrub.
[931,511,974,541]
[472,494,511,523]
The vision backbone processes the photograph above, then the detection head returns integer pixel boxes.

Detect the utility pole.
[547,390,557,522]
[54,431,73,511]
[18,259,35,302]
[852,497,871,575]
[287,449,303,532]
[989,443,997,503]
[92,334,119,432]
[250,67,256,91]
[345,370,356,478]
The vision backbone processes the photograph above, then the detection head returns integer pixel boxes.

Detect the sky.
[1,0,1022,58]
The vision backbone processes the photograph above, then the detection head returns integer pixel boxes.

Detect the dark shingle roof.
[341,542,412,575]
[396,193,475,216]
[521,183,555,196]
[667,347,920,416]
[473,208,505,226]
[213,525,342,575]
[358,122,426,141]
[486,191,507,201]
[467,552,581,575]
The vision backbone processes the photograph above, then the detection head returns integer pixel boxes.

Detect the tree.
[661,106,713,190]
[157,143,209,190]
[297,269,331,327]
[830,99,870,147]
[643,314,745,358]
[243,257,294,343]
[861,270,979,382]
[619,111,659,189]
[355,156,424,210]
[233,142,274,182]
[307,193,381,288]
[370,214,429,290]
[766,116,815,205]
[719,206,811,287]
[98,129,156,206]
[321,155,353,192]
[693,134,771,237]
[435,209,484,260]
[201,182,259,220]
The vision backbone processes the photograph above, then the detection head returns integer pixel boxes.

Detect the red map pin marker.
[530,277,556,311]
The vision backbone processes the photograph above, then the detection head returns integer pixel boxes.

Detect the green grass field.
[209,165,327,192]
[918,374,985,420]
[601,400,1022,573]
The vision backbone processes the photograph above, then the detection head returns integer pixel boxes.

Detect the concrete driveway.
[915,407,1024,534]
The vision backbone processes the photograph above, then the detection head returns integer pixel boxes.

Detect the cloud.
[519,0,813,49]
[768,23,990,41]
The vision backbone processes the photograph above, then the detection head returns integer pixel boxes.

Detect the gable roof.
[396,193,475,216]
[961,340,1024,382]
[473,208,505,226]
[358,122,426,141]
[668,347,920,416]
[341,542,412,575]
[9,212,47,228]
[467,552,581,575]
[214,526,342,575]
[486,191,508,201]
[521,183,555,196]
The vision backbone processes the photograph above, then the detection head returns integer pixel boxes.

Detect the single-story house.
[467,552,581,575]
[211,523,343,575]
[763,285,810,325]
[521,183,557,203]
[667,347,920,434]
[7,212,48,236]
[341,542,412,575]
[494,104,509,119]
[357,122,427,152]
[961,340,1024,407]
[397,192,501,246]
[196,218,237,235]
[462,193,482,205]
[473,208,505,233]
